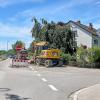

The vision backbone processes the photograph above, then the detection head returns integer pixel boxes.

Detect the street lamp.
[7,41,9,51]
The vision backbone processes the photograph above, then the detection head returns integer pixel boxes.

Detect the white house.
[67,20,100,48]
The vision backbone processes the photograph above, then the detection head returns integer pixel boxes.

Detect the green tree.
[28,41,35,52]
[0,50,7,55]
[7,49,16,55]
[31,18,76,54]
[31,17,41,41]
[12,40,25,51]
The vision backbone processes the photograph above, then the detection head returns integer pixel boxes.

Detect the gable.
[67,21,92,37]
[67,21,98,37]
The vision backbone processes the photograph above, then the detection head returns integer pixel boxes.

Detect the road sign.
[16,45,22,51]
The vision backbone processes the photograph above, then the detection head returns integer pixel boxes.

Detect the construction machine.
[33,41,63,67]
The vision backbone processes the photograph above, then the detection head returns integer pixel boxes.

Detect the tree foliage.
[31,17,76,54]
[0,50,7,56]
[7,49,16,55]
[12,40,25,51]
[31,17,41,41]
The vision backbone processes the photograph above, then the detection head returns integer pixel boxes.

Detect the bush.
[61,53,71,61]
[60,52,77,65]
[76,46,100,68]
[61,46,100,68]
[76,47,87,63]
[70,54,77,61]
[87,47,100,63]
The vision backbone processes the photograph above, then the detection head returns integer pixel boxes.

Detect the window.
[94,39,98,45]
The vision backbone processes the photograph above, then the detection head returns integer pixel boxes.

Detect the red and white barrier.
[12,59,29,67]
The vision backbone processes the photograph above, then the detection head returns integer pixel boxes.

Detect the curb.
[69,84,100,100]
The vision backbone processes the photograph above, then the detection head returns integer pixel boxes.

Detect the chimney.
[89,23,93,30]
[76,20,81,24]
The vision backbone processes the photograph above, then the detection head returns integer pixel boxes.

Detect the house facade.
[67,20,100,48]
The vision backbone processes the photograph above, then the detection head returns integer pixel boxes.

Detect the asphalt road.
[0,59,100,100]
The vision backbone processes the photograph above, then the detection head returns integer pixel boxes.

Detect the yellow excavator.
[33,41,63,67]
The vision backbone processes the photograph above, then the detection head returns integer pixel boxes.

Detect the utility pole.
[7,41,9,51]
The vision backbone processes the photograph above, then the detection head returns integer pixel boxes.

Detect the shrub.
[76,46,100,68]
[87,47,100,63]
[76,47,87,63]
[60,53,72,64]
[60,52,77,65]
[61,53,72,61]
[70,53,77,61]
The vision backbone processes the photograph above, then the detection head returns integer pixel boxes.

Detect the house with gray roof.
[67,20,100,48]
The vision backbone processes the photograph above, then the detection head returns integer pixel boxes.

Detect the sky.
[0,0,100,50]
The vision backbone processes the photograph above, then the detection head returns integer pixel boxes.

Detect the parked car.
[9,55,16,59]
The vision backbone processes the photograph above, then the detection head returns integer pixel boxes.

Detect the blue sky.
[0,0,100,50]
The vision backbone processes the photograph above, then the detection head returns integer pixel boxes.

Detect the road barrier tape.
[12,59,29,67]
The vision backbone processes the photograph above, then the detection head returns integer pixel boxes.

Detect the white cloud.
[0,0,45,7]
[13,5,69,19]
[0,42,8,50]
[12,0,95,18]
[0,22,33,50]
[0,22,31,38]
[94,23,100,29]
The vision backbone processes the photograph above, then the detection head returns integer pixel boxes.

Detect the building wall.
[92,35,100,47]
[98,37,100,46]
[69,23,92,48]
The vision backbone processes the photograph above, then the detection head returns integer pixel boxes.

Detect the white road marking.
[37,74,41,76]
[41,78,47,82]
[34,71,38,73]
[48,85,58,91]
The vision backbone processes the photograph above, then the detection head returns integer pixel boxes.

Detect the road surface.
[0,59,100,100]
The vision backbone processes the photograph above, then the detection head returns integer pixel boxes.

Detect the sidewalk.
[71,84,100,100]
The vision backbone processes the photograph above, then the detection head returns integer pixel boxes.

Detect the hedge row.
[61,46,100,68]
